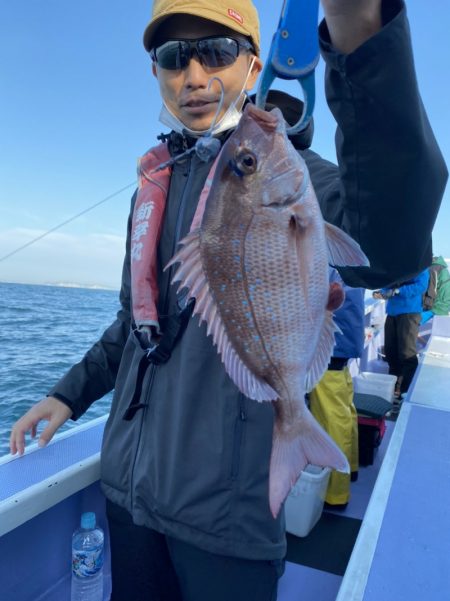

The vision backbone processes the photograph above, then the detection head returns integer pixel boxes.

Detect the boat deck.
[1,315,449,600]
[337,317,450,601]
[279,422,394,600]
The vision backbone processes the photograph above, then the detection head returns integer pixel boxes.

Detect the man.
[373,268,430,407]
[10,1,447,599]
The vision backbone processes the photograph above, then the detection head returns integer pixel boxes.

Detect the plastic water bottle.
[71,512,104,601]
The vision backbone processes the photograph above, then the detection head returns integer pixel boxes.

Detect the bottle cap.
[81,512,96,530]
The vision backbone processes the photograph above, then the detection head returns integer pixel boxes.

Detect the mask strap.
[245,56,257,91]
[233,55,257,111]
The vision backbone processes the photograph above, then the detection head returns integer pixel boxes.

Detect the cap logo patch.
[228,8,244,25]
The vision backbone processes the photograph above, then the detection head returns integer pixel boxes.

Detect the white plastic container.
[352,371,396,402]
[284,465,331,537]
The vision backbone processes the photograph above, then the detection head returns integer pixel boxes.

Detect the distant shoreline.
[0,280,119,292]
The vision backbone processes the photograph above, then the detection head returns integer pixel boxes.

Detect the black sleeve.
[314,0,448,289]
[48,191,137,420]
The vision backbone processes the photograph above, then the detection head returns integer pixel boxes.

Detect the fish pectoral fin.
[269,411,349,519]
[305,311,340,393]
[325,222,370,267]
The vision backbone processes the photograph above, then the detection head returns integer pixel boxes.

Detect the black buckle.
[122,352,151,421]
[146,344,171,365]
[122,298,195,420]
[145,298,195,366]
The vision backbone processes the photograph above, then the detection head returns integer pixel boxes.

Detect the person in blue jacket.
[373,268,430,403]
[310,270,365,507]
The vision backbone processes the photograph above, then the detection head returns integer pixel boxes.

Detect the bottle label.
[72,544,104,578]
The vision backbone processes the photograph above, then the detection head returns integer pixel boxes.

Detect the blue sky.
[0,1,448,289]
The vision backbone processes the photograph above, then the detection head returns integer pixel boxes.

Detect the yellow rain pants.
[309,367,358,505]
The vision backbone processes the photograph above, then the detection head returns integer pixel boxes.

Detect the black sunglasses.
[150,36,254,71]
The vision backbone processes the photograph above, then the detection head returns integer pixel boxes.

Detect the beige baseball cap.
[143,0,260,56]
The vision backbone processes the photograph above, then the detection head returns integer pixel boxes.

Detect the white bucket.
[284,465,331,537]
[353,371,397,402]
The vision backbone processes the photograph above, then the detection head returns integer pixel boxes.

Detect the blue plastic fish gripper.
[256,0,320,134]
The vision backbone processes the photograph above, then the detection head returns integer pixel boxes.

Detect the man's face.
[151,15,262,132]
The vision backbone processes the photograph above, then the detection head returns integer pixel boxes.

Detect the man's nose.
[183,55,209,88]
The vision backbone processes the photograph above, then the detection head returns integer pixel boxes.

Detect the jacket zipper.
[231,395,247,480]
[129,363,156,510]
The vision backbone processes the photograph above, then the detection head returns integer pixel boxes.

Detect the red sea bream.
[167,103,369,518]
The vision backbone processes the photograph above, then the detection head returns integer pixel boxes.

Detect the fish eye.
[229,148,258,177]
[236,150,257,174]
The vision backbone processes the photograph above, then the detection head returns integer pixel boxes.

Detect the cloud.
[0,227,125,289]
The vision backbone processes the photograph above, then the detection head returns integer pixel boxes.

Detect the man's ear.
[152,62,157,78]
[246,56,263,91]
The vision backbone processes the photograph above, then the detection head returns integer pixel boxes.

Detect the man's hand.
[321,0,382,54]
[373,289,397,300]
[9,396,73,456]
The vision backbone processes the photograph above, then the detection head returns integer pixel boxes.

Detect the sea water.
[0,282,120,457]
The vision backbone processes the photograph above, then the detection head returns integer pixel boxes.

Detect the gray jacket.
[50,0,447,560]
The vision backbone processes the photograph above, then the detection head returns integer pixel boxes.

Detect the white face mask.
[158,56,257,138]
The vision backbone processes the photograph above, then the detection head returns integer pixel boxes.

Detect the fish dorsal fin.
[325,222,370,267]
[167,232,278,402]
[305,311,341,392]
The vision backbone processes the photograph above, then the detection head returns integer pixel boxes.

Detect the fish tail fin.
[269,410,349,518]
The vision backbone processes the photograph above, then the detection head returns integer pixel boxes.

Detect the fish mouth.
[245,104,280,132]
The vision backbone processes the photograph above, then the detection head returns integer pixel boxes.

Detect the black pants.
[106,500,284,601]
[384,313,421,393]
